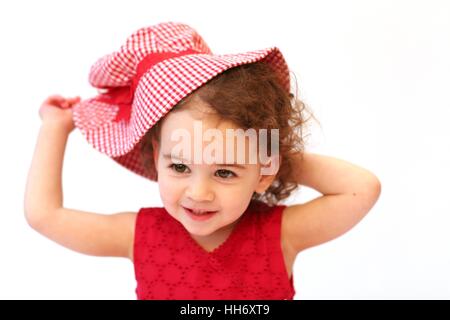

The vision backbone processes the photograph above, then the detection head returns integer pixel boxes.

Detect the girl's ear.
[255,155,281,194]
[255,174,276,194]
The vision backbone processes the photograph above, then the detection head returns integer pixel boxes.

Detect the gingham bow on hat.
[72,21,291,181]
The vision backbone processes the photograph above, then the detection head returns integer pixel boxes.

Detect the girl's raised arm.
[282,152,381,256]
[24,96,137,261]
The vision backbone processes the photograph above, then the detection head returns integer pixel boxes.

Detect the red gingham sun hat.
[72,21,291,181]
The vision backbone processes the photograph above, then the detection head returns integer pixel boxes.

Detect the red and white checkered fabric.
[72,21,291,181]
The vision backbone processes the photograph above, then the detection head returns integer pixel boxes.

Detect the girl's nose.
[185,178,215,202]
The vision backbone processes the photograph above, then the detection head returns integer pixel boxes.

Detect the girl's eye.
[215,169,237,179]
[169,163,190,173]
[168,164,236,179]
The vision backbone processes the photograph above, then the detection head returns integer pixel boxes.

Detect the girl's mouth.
[182,206,218,221]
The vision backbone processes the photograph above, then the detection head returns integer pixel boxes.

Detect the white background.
[1,0,449,299]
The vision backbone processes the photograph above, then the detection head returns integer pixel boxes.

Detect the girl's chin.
[180,214,219,234]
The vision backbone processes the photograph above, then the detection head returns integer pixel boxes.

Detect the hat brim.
[73,47,290,181]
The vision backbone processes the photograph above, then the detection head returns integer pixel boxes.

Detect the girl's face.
[152,99,277,238]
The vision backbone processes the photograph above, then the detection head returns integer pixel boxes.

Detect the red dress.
[133,200,295,300]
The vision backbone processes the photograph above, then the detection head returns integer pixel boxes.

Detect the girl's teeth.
[191,209,213,215]
[185,207,216,215]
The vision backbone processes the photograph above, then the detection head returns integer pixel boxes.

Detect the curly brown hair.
[140,61,318,206]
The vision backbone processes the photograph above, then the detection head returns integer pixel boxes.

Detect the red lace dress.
[133,200,295,300]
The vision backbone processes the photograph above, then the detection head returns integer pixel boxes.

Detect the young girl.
[24,22,381,300]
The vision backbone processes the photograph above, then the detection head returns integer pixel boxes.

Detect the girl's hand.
[39,95,81,133]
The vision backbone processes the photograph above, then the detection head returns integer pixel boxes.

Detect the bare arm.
[282,152,381,254]
[24,96,137,260]
[24,121,68,215]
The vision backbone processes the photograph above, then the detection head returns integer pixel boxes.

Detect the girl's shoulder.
[246,200,288,232]
[137,206,166,214]
[247,199,287,216]
[135,206,168,224]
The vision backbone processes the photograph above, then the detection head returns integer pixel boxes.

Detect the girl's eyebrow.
[162,154,247,169]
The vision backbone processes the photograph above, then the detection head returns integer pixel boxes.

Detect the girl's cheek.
[159,175,183,201]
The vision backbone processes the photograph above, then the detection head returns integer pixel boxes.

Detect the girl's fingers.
[44,96,65,108]
[67,98,80,104]
[64,97,80,108]
[44,95,81,108]
[47,95,65,103]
